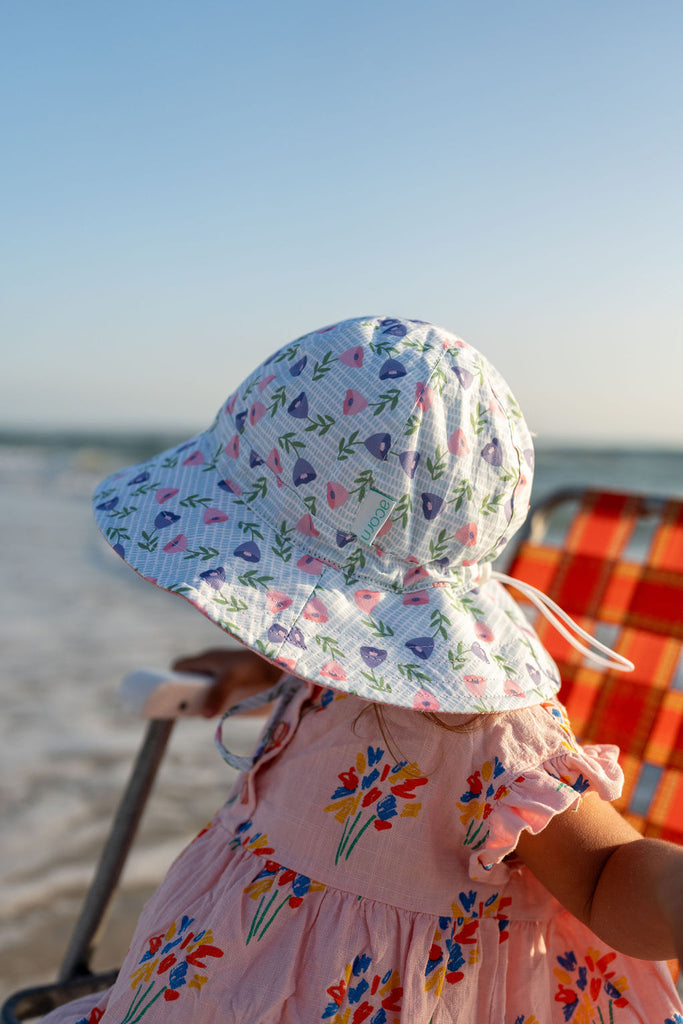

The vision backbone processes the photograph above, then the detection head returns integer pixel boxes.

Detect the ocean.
[1,432,682,998]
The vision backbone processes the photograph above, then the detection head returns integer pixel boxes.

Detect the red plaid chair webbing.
[505,489,683,845]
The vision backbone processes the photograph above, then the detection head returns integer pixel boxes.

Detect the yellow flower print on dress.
[424,889,511,996]
[324,745,428,864]
[457,757,511,851]
[125,914,224,1019]
[321,953,402,1023]
[553,945,630,1022]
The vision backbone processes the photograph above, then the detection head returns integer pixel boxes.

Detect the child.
[46,316,682,1023]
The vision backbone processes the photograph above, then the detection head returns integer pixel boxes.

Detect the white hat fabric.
[93,316,560,712]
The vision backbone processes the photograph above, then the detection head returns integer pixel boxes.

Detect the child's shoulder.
[437,698,581,774]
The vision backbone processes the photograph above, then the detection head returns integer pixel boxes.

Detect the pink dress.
[43,681,681,1024]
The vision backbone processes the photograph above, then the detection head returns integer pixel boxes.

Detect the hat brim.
[93,430,560,714]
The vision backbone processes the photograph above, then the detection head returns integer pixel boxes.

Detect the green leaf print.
[337,430,363,460]
[349,469,376,502]
[397,663,430,684]
[312,350,336,380]
[137,529,158,552]
[305,413,336,436]
[469,402,488,435]
[428,528,450,561]
[369,387,401,415]
[361,617,395,639]
[201,443,223,472]
[479,493,503,516]
[179,494,213,508]
[237,570,275,590]
[315,635,345,661]
[268,386,288,416]
[183,546,220,562]
[426,446,448,481]
[271,521,294,562]
[278,431,306,456]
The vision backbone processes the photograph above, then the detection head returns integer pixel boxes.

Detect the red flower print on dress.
[553,946,630,1022]
[125,914,224,1019]
[457,757,510,851]
[321,953,403,1023]
[324,746,428,864]
[424,889,511,996]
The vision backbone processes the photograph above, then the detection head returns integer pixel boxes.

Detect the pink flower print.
[275,656,298,672]
[224,435,239,459]
[266,448,283,474]
[455,522,478,546]
[203,508,229,524]
[415,382,434,411]
[448,429,470,456]
[225,392,238,414]
[464,674,486,698]
[354,589,381,613]
[321,661,346,681]
[327,481,349,508]
[258,373,276,392]
[403,562,429,586]
[302,596,328,622]
[249,401,266,425]
[377,516,392,539]
[403,589,429,606]
[413,688,440,710]
[297,555,326,575]
[339,345,364,367]
[183,450,204,467]
[295,513,320,537]
[474,622,494,642]
[504,678,525,698]
[343,389,368,415]
[442,337,466,349]
[163,533,188,554]
[155,487,179,504]
[266,590,293,613]
[218,478,242,496]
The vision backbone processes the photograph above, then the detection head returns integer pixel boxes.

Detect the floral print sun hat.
[93,315,562,713]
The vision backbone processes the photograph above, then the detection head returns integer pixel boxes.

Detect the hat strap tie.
[215,673,302,771]
[488,568,634,673]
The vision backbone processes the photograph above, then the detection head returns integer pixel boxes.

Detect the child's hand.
[172,648,283,717]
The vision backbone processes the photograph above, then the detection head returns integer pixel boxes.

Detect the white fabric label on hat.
[353,487,398,546]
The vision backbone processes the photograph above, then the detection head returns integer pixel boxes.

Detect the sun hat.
[93,315,629,715]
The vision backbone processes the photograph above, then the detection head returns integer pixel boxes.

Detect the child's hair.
[354,703,503,764]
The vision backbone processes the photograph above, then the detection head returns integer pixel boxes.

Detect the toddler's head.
[94,316,560,714]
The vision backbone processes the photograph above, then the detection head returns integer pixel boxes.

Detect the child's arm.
[515,791,683,963]
[172,647,283,716]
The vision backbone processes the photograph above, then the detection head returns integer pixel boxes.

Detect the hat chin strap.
[480,564,635,673]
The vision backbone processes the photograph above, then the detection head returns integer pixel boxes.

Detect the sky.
[2,1,682,445]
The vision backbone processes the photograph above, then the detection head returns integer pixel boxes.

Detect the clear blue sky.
[2,1,682,444]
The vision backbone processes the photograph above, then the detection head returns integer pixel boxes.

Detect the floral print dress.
[42,682,682,1024]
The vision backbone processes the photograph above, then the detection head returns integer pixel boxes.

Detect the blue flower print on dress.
[322,952,403,1023]
[125,914,224,1019]
[424,890,511,996]
[553,946,630,1021]
[457,757,510,851]
[324,746,428,864]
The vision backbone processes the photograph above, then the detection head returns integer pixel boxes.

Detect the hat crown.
[212,316,533,589]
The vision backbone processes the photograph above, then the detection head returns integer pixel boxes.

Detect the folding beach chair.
[504,488,683,848]
[2,487,682,1023]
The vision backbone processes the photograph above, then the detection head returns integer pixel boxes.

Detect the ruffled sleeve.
[467,741,624,884]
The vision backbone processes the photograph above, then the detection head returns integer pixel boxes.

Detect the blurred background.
[1,0,682,998]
